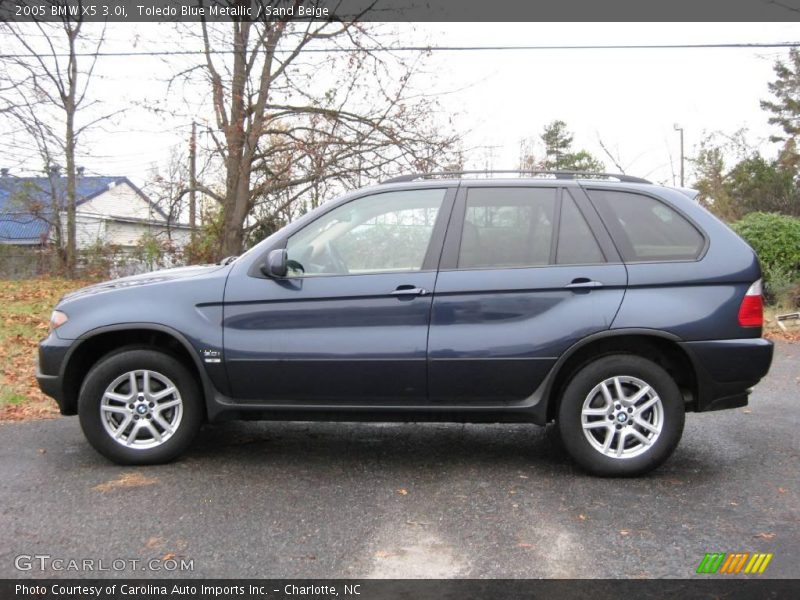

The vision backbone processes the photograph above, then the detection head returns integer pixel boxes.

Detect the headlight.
[49,310,68,332]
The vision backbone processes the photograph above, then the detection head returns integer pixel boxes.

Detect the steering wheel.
[324,241,349,274]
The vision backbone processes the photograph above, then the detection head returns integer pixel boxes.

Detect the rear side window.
[588,190,705,261]
[556,191,605,264]
[458,187,556,269]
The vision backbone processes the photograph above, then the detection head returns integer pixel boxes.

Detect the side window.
[588,190,705,262]
[285,188,446,276]
[458,187,556,269]
[556,191,605,264]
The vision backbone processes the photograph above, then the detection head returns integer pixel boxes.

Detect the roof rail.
[381,170,651,185]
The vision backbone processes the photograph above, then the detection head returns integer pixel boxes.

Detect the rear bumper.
[679,338,774,412]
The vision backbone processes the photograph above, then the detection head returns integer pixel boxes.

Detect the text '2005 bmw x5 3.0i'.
[37,170,774,476]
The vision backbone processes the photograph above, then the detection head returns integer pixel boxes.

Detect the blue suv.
[36,171,774,475]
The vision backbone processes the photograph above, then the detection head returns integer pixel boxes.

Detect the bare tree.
[597,135,627,174]
[177,2,460,258]
[144,147,191,243]
[0,3,113,275]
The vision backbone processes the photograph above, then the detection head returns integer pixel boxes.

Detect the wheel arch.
[60,323,212,418]
[543,328,699,422]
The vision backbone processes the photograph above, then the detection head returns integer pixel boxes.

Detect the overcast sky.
[2,22,798,190]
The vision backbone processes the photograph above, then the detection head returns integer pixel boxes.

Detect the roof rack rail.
[381,170,651,185]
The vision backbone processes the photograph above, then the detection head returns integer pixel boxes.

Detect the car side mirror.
[262,249,288,278]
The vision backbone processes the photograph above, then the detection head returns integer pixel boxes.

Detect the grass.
[0,278,94,420]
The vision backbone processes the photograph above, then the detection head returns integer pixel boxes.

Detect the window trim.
[554,188,608,265]
[247,186,457,280]
[582,186,709,264]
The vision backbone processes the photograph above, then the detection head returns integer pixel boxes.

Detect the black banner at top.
[1,0,800,22]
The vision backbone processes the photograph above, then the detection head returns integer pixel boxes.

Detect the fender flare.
[60,322,218,416]
[530,327,685,423]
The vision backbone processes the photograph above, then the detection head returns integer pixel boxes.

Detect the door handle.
[565,278,604,289]
[391,285,429,297]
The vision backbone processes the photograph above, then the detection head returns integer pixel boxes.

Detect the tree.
[761,48,800,167]
[144,147,191,244]
[691,131,799,220]
[519,120,604,173]
[0,7,112,275]
[181,5,460,258]
[692,134,735,220]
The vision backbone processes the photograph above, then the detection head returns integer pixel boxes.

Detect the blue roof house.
[0,171,190,248]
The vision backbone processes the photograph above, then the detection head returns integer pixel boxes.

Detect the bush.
[732,212,800,306]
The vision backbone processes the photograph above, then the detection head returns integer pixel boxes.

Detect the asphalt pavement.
[1,342,798,579]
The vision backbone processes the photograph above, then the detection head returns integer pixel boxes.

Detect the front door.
[223,187,454,403]
[428,184,627,402]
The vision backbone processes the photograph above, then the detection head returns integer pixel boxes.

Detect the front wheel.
[78,349,203,465]
[557,354,685,477]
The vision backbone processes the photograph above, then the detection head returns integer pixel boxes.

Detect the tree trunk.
[220,163,251,257]
[65,109,76,277]
[64,27,79,278]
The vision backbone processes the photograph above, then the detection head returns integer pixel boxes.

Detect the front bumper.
[679,338,774,412]
[35,332,74,415]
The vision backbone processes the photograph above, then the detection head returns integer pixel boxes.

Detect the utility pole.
[189,121,197,240]
[674,124,684,187]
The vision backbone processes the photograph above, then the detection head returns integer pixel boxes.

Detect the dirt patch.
[93,472,159,493]
[764,328,800,343]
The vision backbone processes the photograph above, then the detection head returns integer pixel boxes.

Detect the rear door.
[427,183,627,403]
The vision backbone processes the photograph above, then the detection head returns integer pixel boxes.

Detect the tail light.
[738,279,763,327]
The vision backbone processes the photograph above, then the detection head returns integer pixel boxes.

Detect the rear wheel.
[557,354,685,476]
[78,348,203,465]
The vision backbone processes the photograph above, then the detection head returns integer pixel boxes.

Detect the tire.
[557,354,685,477]
[78,348,203,465]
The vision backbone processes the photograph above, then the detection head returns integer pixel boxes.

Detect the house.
[0,170,191,249]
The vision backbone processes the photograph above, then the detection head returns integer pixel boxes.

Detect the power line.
[1,41,799,58]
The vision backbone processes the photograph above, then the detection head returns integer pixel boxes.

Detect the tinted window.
[458,187,556,269]
[588,190,704,261]
[556,191,605,264]
[286,188,446,276]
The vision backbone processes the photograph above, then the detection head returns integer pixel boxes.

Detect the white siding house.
[0,174,191,249]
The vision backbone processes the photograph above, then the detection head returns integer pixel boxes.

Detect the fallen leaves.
[93,472,159,493]
[0,399,59,421]
[764,327,800,343]
[753,532,776,540]
[0,278,95,422]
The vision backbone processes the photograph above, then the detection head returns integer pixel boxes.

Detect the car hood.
[61,264,226,302]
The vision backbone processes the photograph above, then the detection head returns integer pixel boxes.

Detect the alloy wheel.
[580,375,663,459]
[100,370,183,449]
